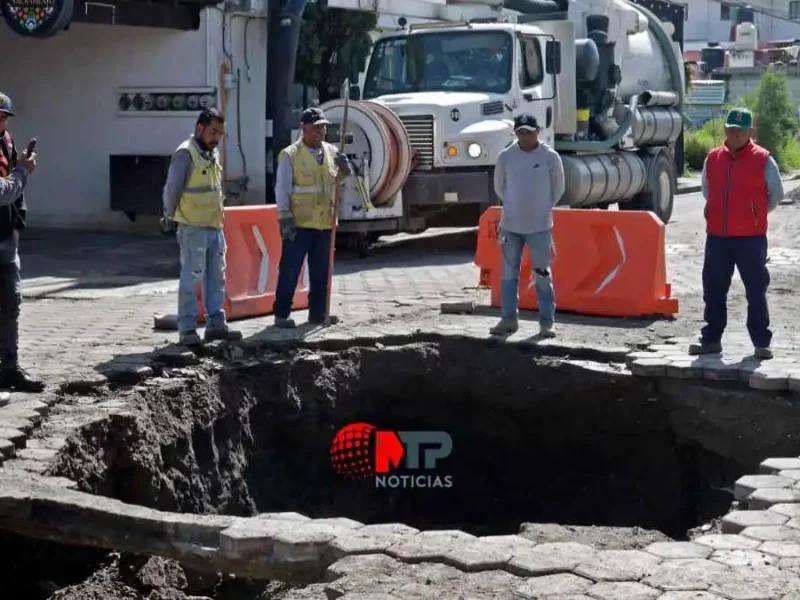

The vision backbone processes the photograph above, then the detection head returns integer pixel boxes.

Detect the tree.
[294,2,377,103]
[751,67,799,170]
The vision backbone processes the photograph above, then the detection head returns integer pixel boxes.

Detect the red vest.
[0,131,13,178]
[705,140,770,237]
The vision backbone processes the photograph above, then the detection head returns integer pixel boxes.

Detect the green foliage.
[684,67,800,172]
[294,3,377,102]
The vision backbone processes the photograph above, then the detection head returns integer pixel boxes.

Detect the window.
[518,37,544,89]
[791,1,800,19]
[720,2,736,20]
[675,2,688,21]
[362,30,513,98]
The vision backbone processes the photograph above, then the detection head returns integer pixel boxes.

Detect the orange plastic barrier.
[474,207,679,318]
[196,205,309,322]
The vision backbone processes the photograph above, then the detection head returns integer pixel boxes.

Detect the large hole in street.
[50,339,800,544]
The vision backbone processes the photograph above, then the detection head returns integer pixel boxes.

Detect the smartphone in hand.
[25,138,36,156]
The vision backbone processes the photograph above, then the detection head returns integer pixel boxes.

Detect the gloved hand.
[335,151,352,175]
[279,215,296,241]
[159,214,177,234]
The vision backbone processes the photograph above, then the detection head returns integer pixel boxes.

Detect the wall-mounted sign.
[1,0,74,37]
[116,87,219,117]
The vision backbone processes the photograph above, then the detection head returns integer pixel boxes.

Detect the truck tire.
[621,149,676,225]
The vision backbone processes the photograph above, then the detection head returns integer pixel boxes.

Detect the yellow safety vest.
[173,138,224,229]
[280,139,339,230]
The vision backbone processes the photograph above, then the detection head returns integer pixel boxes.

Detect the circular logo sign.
[2,0,74,37]
[330,422,376,480]
[450,109,461,122]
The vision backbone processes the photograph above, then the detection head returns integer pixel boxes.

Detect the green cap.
[725,108,753,129]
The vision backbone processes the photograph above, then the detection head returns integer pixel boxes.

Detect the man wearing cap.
[0,93,43,392]
[490,114,565,337]
[689,107,783,359]
[162,108,242,347]
[273,107,351,328]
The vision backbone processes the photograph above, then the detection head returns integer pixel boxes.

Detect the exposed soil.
[5,338,800,598]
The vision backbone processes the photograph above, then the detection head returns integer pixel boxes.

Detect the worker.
[162,108,242,347]
[489,113,565,338]
[273,107,351,328]
[0,93,43,392]
[689,107,783,359]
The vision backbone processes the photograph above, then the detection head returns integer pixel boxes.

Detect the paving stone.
[573,549,662,582]
[0,392,8,408]
[789,375,800,393]
[735,475,794,501]
[513,573,594,596]
[780,471,800,482]
[709,549,775,568]
[642,558,729,592]
[0,438,14,459]
[0,427,26,449]
[741,526,800,542]
[507,542,597,576]
[762,458,800,474]
[644,542,712,560]
[0,417,35,434]
[760,542,800,558]
[655,594,727,600]
[312,517,364,529]
[722,510,790,533]
[665,361,704,378]
[749,370,790,390]
[586,581,661,599]
[385,529,476,563]
[329,524,420,559]
[693,534,763,551]
[749,488,800,509]
[255,512,311,521]
[707,564,800,599]
[771,504,800,518]
[629,358,668,376]
[442,534,535,572]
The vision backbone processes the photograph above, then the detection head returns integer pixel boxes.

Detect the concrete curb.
[676,183,702,195]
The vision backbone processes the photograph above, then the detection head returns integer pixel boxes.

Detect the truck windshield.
[362,30,513,98]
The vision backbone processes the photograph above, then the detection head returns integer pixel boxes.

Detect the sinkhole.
[7,337,800,599]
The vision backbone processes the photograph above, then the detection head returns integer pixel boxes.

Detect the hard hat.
[0,93,14,117]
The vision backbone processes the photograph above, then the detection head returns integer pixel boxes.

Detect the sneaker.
[754,347,774,360]
[179,329,203,347]
[274,316,296,329]
[204,325,243,342]
[539,322,556,338]
[490,318,519,335]
[309,314,339,326]
[688,340,722,355]
[0,366,45,393]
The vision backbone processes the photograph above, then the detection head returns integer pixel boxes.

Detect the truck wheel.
[622,150,676,225]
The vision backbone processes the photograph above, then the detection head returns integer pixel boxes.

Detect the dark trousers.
[0,257,20,369]
[701,233,771,348]
[274,227,332,321]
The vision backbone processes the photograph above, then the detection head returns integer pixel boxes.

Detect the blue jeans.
[500,229,555,324]
[274,227,332,321]
[177,224,227,333]
[701,233,771,348]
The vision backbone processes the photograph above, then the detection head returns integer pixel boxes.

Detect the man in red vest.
[689,107,783,359]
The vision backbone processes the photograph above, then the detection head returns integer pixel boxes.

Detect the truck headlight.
[467,143,482,158]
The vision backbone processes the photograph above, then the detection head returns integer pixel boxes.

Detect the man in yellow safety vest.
[273,107,351,328]
[162,108,243,347]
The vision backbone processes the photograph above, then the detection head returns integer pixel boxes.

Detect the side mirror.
[546,40,562,74]
[349,84,361,100]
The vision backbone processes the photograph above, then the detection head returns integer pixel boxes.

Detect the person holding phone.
[0,93,44,392]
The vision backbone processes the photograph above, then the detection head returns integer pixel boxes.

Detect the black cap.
[514,114,540,132]
[301,107,331,126]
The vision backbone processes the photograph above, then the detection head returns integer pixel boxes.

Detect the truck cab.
[356,21,560,224]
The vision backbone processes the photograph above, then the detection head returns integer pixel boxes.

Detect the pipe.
[219,62,229,173]
[555,108,634,151]
[266,0,307,189]
[639,90,678,107]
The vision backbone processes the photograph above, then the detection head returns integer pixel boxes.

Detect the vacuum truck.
[320,0,687,248]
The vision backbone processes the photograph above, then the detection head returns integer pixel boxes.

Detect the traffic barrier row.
[474,207,679,318]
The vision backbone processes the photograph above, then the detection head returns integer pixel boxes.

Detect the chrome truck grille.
[398,115,434,169]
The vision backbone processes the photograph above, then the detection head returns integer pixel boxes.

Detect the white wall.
[683,0,800,44]
[0,9,267,230]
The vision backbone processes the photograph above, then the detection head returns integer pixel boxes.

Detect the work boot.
[0,366,45,392]
[274,316,296,329]
[688,340,722,355]
[490,318,519,335]
[754,347,774,360]
[179,329,203,348]
[204,325,242,343]
[309,314,339,326]
[539,322,556,338]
